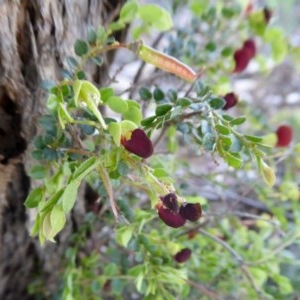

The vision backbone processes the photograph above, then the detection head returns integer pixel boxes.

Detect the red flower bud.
[160,193,179,214]
[173,248,192,263]
[222,92,238,110]
[276,125,293,147]
[121,128,153,158]
[233,39,256,73]
[156,203,186,228]
[179,203,202,222]
[263,7,272,24]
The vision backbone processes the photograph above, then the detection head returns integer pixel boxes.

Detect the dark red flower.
[173,248,192,263]
[244,39,256,59]
[233,39,256,73]
[263,7,272,24]
[276,125,293,147]
[179,203,202,222]
[121,128,153,158]
[222,92,238,110]
[156,203,186,228]
[160,193,179,214]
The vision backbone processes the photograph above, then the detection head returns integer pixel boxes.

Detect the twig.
[199,228,265,300]
[198,229,243,263]
[186,279,219,300]
[240,265,264,300]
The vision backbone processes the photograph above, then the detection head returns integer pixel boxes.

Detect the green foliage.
[26,0,300,299]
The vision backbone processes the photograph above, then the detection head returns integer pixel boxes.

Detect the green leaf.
[139,87,152,101]
[200,120,212,135]
[87,27,97,45]
[74,39,88,56]
[222,114,234,122]
[245,135,263,143]
[230,116,246,126]
[141,115,156,127]
[62,181,80,213]
[155,104,172,116]
[153,87,165,101]
[104,263,118,276]
[167,89,177,102]
[205,41,216,52]
[106,96,128,114]
[58,103,74,129]
[209,97,226,109]
[30,214,41,236]
[25,187,44,208]
[248,267,268,287]
[29,165,47,179]
[46,94,59,112]
[123,105,143,125]
[279,181,299,201]
[116,226,134,247]
[100,87,114,103]
[221,46,233,57]
[229,135,242,153]
[42,213,54,242]
[138,4,173,31]
[203,133,215,151]
[73,80,82,107]
[50,204,66,238]
[40,188,64,213]
[264,27,287,63]
[120,0,139,23]
[66,56,78,70]
[120,120,138,134]
[224,152,243,169]
[73,157,98,181]
[108,122,121,146]
[96,26,106,43]
[91,55,103,66]
[215,124,230,135]
[76,70,86,80]
[111,279,125,295]
[273,274,293,295]
[177,97,192,107]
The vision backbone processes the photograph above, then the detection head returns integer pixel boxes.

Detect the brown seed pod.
[138,44,202,82]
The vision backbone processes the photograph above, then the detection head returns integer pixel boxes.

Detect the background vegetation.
[23,0,300,299]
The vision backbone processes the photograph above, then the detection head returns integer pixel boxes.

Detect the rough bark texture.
[0,1,124,299]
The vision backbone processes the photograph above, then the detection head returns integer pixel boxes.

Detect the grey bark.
[0,1,124,299]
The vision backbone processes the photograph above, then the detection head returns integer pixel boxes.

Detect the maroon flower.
[160,193,179,214]
[156,203,186,228]
[233,39,256,73]
[173,248,192,263]
[121,128,153,158]
[263,7,272,24]
[222,92,238,110]
[276,125,293,147]
[244,39,256,59]
[179,203,202,222]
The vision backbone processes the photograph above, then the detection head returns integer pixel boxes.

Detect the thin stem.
[186,279,220,300]
[198,228,265,299]
[198,229,243,263]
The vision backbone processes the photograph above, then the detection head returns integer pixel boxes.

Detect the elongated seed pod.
[138,44,201,82]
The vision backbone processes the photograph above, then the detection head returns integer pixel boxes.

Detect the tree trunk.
[0,1,124,299]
